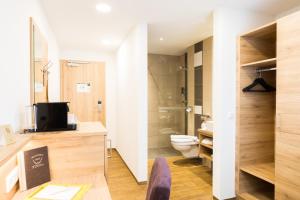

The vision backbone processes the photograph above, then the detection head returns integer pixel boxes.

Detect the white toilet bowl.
[170,135,199,158]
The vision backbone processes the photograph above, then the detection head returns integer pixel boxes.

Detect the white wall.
[212,7,273,199]
[60,50,117,148]
[116,24,148,182]
[0,0,60,131]
[277,5,300,19]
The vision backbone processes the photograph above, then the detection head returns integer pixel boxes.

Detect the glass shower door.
[148,54,187,158]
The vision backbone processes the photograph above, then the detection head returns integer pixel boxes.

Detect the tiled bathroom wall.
[186,37,213,136]
[148,54,185,149]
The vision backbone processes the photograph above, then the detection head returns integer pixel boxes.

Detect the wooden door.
[276,11,300,199]
[60,60,106,125]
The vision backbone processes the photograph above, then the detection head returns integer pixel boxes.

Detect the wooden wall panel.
[24,135,106,180]
[61,60,106,125]
[276,11,300,200]
[237,68,275,165]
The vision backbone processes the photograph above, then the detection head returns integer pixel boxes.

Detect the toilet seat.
[170,135,199,145]
[171,141,198,145]
[170,135,199,158]
[171,135,196,140]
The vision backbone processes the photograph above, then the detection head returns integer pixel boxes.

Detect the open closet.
[236,11,300,200]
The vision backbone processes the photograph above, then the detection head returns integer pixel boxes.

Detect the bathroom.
[148,37,213,159]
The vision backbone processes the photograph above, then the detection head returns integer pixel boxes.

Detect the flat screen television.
[35,102,69,132]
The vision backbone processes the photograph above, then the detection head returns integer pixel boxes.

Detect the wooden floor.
[107,150,212,200]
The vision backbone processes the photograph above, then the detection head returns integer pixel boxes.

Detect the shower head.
[177,66,188,71]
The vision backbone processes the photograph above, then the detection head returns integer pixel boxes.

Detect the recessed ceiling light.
[102,39,112,45]
[159,37,164,41]
[96,3,111,13]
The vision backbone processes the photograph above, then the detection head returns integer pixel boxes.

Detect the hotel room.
[1,0,300,199]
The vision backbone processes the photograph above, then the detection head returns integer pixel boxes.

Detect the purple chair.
[146,157,171,200]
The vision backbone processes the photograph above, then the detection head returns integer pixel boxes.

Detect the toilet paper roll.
[194,106,203,115]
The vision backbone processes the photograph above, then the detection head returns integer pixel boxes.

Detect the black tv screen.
[36,102,68,132]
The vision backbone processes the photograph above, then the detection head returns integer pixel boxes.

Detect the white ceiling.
[41,0,300,55]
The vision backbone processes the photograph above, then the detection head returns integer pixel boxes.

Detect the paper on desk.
[32,185,81,200]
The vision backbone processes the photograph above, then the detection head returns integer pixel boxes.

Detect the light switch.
[227,112,234,120]
[35,82,44,93]
[5,167,19,193]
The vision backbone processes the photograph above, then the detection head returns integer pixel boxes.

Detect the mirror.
[30,17,49,104]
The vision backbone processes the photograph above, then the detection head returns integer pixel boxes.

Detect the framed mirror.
[30,17,49,104]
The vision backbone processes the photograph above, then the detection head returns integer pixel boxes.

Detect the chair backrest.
[146,157,171,200]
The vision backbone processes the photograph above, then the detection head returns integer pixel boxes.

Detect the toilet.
[170,135,199,158]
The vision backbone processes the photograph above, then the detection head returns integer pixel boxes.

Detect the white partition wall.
[116,24,148,182]
[0,0,60,130]
[212,7,273,199]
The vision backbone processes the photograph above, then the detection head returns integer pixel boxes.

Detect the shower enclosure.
[148,54,187,158]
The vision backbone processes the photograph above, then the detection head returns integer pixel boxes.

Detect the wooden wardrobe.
[236,11,300,200]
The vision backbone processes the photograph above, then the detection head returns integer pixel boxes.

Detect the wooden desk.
[0,135,32,167]
[12,174,111,200]
[0,122,111,200]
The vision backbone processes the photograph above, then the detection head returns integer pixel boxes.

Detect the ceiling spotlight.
[96,3,111,13]
[159,37,164,41]
[102,39,112,45]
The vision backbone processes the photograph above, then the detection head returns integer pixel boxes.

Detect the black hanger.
[242,71,276,92]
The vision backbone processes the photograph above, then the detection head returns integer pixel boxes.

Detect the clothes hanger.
[242,70,276,92]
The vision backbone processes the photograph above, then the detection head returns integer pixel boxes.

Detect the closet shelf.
[198,129,213,138]
[198,129,214,162]
[200,143,213,150]
[241,58,276,68]
[239,190,274,200]
[241,22,276,38]
[240,162,275,184]
[199,152,212,161]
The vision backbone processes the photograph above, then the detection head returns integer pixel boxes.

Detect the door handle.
[186,106,193,113]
